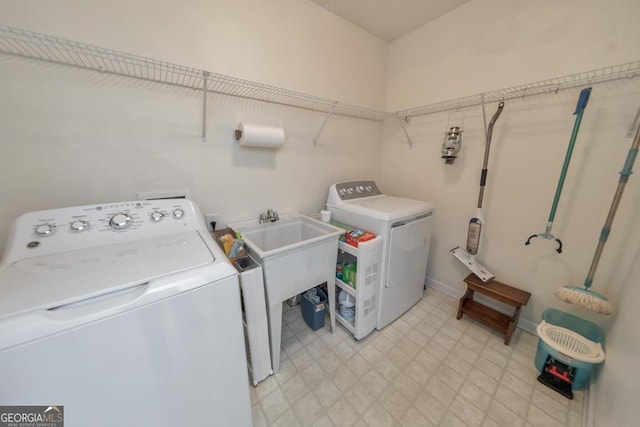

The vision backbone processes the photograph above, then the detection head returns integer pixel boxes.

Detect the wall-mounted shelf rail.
[0,24,392,124]
[1,25,638,134]
[395,60,640,119]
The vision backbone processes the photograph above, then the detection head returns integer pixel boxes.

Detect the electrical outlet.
[205,213,219,231]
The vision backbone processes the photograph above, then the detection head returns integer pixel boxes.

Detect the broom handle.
[548,88,591,224]
[584,122,640,289]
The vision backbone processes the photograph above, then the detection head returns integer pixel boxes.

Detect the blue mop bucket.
[534,308,605,389]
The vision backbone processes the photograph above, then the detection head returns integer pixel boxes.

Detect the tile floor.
[249,288,584,427]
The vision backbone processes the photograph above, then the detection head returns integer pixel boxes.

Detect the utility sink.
[233,214,344,259]
[230,214,343,373]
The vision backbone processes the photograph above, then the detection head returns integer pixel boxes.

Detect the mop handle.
[547,88,592,222]
[584,121,640,289]
[477,101,505,208]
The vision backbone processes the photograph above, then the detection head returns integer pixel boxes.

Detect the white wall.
[382,0,640,424]
[0,0,387,255]
[595,252,640,424]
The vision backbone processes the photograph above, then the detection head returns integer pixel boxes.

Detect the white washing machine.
[327,181,434,330]
[0,199,252,426]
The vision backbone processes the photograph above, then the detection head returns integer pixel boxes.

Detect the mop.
[555,113,640,315]
[452,101,505,282]
[526,87,592,253]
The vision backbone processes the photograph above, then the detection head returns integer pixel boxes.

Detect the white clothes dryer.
[327,181,434,330]
[0,199,252,426]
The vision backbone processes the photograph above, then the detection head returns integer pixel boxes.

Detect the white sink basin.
[232,214,344,259]
[229,214,343,373]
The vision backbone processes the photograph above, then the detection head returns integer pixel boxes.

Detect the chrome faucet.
[259,209,279,224]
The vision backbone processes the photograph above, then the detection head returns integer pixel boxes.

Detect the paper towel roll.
[235,123,285,149]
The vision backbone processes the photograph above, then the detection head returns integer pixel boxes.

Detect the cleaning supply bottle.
[336,251,344,280]
[343,262,357,288]
[338,290,355,320]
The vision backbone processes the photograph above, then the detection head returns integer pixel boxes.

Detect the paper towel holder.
[234,123,286,149]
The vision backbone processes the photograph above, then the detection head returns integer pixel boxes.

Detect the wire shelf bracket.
[397,116,413,149]
[313,101,337,146]
[202,71,209,141]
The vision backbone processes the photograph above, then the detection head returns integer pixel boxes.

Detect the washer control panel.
[334,181,382,200]
[2,199,204,263]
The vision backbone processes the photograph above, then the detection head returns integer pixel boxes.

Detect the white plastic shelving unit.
[213,229,271,386]
[236,255,272,386]
[335,236,382,340]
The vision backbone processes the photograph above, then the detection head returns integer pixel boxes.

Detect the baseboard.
[424,275,538,335]
[425,275,464,300]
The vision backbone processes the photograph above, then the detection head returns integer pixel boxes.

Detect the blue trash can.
[301,288,327,331]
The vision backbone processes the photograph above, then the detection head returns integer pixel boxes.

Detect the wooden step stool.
[457,273,532,345]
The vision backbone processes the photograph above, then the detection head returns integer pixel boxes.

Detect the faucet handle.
[273,211,279,221]
[267,209,273,217]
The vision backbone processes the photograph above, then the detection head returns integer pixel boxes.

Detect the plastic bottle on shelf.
[345,263,357,288]
[338,290,355,320]
[336,250,344,280]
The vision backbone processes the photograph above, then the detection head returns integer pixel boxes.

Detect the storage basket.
[537,321,605,364]
[534,308,605,390]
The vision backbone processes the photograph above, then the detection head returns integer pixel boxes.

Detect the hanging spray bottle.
[466,212,483,261]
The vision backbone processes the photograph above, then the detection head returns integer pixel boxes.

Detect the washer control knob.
[150,211,165,222]
[346,188,354,194]
[173,208,185,219]
[365,185,373,192]
[109,213,133,230]
[356,185,364,193]
[35,223,56,236]
[70,220,89,232]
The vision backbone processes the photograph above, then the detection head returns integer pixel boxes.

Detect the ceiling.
[310,0,472,42]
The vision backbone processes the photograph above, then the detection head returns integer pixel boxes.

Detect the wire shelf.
[0,24,392,122]
[1,25,638,124]
[396,61,640,118]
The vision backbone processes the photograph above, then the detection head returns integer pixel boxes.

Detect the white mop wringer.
[452,101,505,282]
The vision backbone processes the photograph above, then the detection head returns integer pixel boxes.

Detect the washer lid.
[331,195,434,221]
[0,231,219,320]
